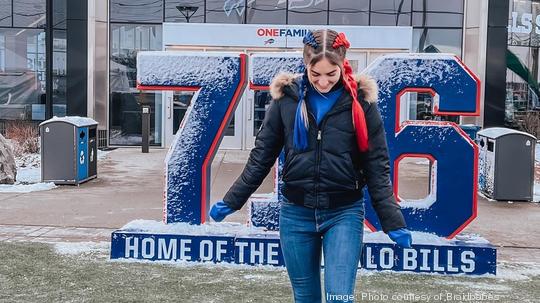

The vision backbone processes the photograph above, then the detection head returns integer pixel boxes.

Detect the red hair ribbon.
[342,58,369,152]
[333,32,351,49]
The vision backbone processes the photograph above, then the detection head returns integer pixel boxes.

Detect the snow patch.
[120,220,275,236]
[495,262,540,281]
[364,231,490,246]
[110,257,287,272]
[0,182,56,193]
[54,241,110,255]
[41,116,97,127]
[534,183,540,202]
[97,149,111,160]
[0,153,56,193]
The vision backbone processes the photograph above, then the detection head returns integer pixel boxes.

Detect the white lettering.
[403,248,417,270]
[157,238,177,260]
[250,242,264,264]
[235,241,248,263]
[522,13,533,34]
[461,251,476,273]
[365,247,377,269]
[419,249,431,271]
[125,236,138,258]
[141,238,155,259]
[432,249,445,272]
[447,250,459,272]
[215,240,228,261]
[380,247,394,269]
[267,243,279,265]
[511,11,519,32]
[200,240,213,261]
[180,239,191,261]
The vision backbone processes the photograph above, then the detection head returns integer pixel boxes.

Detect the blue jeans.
[279,196,365,303]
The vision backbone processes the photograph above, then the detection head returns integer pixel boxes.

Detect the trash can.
[40,116,98,185]
[477,127,536,201]
[459,124,482,142]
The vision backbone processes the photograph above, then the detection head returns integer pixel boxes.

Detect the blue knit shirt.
[306,83,344,126]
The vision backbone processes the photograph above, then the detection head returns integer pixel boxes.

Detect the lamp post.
[176,6,199,23]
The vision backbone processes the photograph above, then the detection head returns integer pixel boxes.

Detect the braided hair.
[293,29,369,152]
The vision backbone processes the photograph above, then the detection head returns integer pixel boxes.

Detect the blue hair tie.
[302,31,318,48]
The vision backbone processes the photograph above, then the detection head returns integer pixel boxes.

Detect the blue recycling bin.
[40,116,98,185]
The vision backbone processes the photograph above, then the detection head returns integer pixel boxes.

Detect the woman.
[209,29,412,303]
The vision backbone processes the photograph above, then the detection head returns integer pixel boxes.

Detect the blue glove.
[388,228,412,248]
[209,200,236,222]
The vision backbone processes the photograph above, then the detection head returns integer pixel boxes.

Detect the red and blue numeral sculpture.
[111,52,496,275]
[137,52,247,224]
[362,54,480,238]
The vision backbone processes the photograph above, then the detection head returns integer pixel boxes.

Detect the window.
[412,28,462,56]
[246,0,286,24]
[0,28,46,120]
[0,0,11,26]
[370,0,411,26]
[52,0,67,30]
[165,0,205,23]
[206,0,245,24]
[109,24,163,146]
[13,0,46,28]
[287,0,327,25]
[110,0,163,23]
[329,0,369,26]
[505,45,540,127]
[412,0,463,27]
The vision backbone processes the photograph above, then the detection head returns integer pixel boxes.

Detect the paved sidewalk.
[0,147,538,263]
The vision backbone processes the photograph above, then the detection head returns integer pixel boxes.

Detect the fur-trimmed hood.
[269,72,379,103]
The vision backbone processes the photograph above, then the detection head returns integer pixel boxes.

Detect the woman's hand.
[209,201,236,222]
[388,228,412,248]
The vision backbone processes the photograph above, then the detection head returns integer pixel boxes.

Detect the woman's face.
[307,58,341,93]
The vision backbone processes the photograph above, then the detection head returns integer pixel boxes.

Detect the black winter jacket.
[223,73,406,233]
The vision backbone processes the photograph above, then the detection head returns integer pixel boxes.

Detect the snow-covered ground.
[0,149,111,193]
[0,153,56,193]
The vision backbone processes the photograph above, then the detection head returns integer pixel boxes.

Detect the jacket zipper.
[315,129,322,208]
[307,94,351,208]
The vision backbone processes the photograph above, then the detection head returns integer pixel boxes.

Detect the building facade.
[0,0,532,149]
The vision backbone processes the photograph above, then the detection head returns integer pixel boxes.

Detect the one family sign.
[110,52,496,275]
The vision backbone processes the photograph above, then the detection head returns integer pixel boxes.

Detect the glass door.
[162,90,242,149]
[347,52,368,73]
[244,89,272,149]
[219,93,243,149]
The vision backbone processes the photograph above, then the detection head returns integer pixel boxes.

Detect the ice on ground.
[110,257,288,272]
[120,220,275,236]
[97,149,111,160]
[534,183,540,202]
[54,242,110,255]
[496,261,540,281]
[0,182,56,193]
